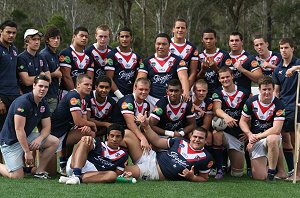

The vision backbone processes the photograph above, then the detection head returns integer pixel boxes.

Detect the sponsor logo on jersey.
[70,98,78,105]
[107,58,113,65]
[19,65,24,70]
[212,93,218,99]
[59,55,65,62]
[17,107,24,112]
[243,104,248,112]
[276,109,285,116]
[40,106,45,113]
[64,56,71,63]
[225,59,232,65]
[153,106,163,115]
[251,60,258,67]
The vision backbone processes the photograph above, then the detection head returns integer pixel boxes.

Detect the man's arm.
[234,61,262,83]
[149,116,166,136]
[60,67,74,90]
[18,72,36,86]
[71,111,97,129]
[178,70,190,101]
[87,111,111,128]
[178,165,209,182]
[239,115,252,138]
[256,120,283,139]
[140,120,168,149]
[213,101,238,128]
[188,60,198,89]
[182,117,196,136]
[201,113,213,131]
[274,84,280,98]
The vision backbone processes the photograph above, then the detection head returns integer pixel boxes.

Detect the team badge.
[179,60,186,66]
[170,48,175,53]
[251,60,258,67]
[17,107,24,112]
[253,107,258,112]
[19,65,24,70]
[70,98,78,105]
[225,59,232,66]
[243,104,248,112]
[107,58,113,65]
[179,143,185,148]
[40,106,45,113]
[40,60,43,67]
[151,62,156,67]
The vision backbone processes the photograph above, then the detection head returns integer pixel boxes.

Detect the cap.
[24,29,43,39]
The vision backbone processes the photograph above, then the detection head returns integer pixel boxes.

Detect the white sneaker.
[58,176,70,184]
[59,167,67,176]
[66,176,81,185]
[209,169,217,176]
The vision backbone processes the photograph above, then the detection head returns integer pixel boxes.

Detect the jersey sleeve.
[115,152,128,172]
[274,100,285,121]
[138,59,149,74]
[17,56,29,73]
[195,153,214,174]
[186,101,195,118]
[119,96,135,115]
[104,51,115,71]
[176,58,188,73]
[150,99,165,121]
[14,100,30,117]
[242,98,253,118]
[59,50,72,68]
[67,93,82,112]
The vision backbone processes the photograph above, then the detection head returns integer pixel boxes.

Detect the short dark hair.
[34,74,50,84]
[279,38,295,49]
[155,32,171,44]
[173,18,187,28]
[167,79,182,89]
[193,126,208,138]
[74,26,89,35]
[253,34,267,42]
[76,74,92,85]
[258,76,274,89]
[118,27,132,37]
[44,27,61,45]
[202,28,217,38]
[107,123,125,138]
[218,66,233,75]
[0,20,17,30]
[230,31,243,41]
[95,75,112,87]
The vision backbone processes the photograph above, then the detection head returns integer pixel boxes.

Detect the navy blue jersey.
[105,47,141,96]
[198,49,231,96]
[229,50,260,92]
[51,90,87,138]
[192,96,213,127]
[255,51,281,77]
[87,138,128,172]
[150,96,195,131]
[242,95,285,134]
[0,42,19,96]
[17,50,49,93]
[85,44,111,84]
[170,39,198,75]
[272,57,300,113]
[59,46,94,90]
[157,138,213,180]
[212,85,250,138]
[40,46,60,99]
[0,92,50,145]
[111,94,150,127]
[86,90,116,121]
[139,53,187,98]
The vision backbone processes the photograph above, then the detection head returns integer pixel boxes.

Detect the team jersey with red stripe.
[51,90,87,138]
[212,85,250,138]
[150,96,195,132]
[59,45,94,90]
[229,50,260,92]
[198,48,231,96]
[85,44,111,84]
[111,94,150,128]
[87,138,128,172]
[139,53,187,98]
[86,90,116,121]
[255,51,281,77]
[242,95,285,134]
[157,138,213,180]
[105,47,141,96]
[192,96,213,127]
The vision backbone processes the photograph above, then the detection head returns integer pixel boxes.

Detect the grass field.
[0,174,300,198]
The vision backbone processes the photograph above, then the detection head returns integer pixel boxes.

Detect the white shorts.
[223,133,244,153]
[56,133,67,152]
[66,155,98,176]
[146,95,159,112]
[250,136,281,160]
[136,150,159,180]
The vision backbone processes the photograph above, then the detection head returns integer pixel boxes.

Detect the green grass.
[0,174,300,198]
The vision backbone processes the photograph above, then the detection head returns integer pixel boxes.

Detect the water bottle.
[116,176,137,183]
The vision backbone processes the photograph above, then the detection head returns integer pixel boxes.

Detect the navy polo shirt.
[17,50,49,93]
[0,92,50,146]
[40,46,60,99]
[0,42,19,96]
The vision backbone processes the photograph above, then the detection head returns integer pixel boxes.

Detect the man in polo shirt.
[0,20,19,131]
[17,28,50,94]
[0,74,59,179]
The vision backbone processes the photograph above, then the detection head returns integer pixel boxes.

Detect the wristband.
[114,90,124,99]
[178,130,185,137]
[164,130,174,137]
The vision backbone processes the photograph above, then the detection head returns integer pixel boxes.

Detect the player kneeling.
[59,124,130,184]
[240,76,285,181]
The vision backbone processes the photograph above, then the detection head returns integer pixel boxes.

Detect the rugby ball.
[212,116,227,131]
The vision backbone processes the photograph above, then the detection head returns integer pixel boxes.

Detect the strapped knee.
[231,168,243,177]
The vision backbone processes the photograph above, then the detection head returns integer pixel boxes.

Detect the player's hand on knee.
[246,143,253,152]
[81,136,94,146]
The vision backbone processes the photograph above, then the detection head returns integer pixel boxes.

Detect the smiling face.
[106,130,123,149]
[95,81,111,99]
[189,130,206,150]
[134,81,150,103]
[218,71,234,88]
[77,77,93,97]
[172,21,187,40]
